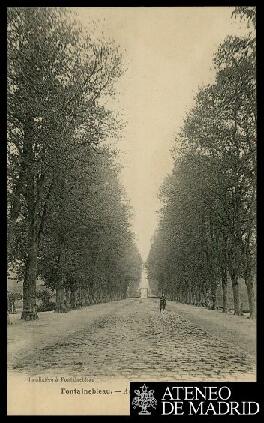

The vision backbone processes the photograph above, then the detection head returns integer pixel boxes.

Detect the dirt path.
[8,298,256,381]
[167,300,256,356]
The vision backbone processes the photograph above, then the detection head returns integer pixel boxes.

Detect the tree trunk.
[245,277,256,319]
[7,292,11,324]
[65,289,71,310]
[55,244,67,313]
[221,270,228,313]
[70,289,77,309]
[55,285,65,312]
[21,237,38,320]
[77,287,82,307]
[81,288,86,306]
[210,282,217,310]
[231,274,240,315]
[211,294,216,310]
[84,289,89,306]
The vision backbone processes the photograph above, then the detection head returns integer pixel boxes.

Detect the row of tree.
[146,8,256,318]
[7,7,142,320]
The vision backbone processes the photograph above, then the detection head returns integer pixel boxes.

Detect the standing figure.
[160,293,166,312]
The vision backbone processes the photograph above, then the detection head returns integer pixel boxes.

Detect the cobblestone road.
[10,299,255,381]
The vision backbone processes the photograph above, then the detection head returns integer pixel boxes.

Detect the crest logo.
[132,384,157,415]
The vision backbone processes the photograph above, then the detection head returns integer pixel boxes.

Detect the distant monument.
[140,287,148,298]
[139,265,150,299]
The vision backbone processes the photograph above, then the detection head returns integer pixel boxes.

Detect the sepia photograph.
[7,5,256,415]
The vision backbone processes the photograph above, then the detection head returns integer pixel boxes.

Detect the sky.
[74,7,248,262]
